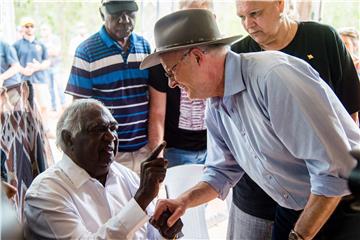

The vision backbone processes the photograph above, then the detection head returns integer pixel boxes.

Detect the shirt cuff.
[112,198,149,238]
[201,168,242,200]
[311,175,351,196]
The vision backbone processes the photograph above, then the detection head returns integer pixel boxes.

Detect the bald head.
[179,0,214,10]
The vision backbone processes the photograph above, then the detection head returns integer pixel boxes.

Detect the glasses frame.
[164,48,192,80]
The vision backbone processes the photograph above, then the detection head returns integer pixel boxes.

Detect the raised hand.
[134,142,167,210]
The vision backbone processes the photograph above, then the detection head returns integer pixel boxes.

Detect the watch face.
[289,230,302,240]
[289,232,298,240]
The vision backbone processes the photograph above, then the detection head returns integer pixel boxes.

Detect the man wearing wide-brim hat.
[143,9,360,240]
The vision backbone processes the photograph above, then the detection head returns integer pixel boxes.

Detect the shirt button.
[283,194,289,199]
[268,175,272,180]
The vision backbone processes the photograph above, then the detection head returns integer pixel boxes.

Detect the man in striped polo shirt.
[65,0,151,174]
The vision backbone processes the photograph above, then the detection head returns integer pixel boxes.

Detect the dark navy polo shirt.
[0,40,21,87]
[13,38,49,84]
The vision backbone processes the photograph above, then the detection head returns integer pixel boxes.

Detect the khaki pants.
[114,145,151,175]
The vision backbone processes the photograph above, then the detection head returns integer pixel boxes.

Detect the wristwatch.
[288,229,304,240]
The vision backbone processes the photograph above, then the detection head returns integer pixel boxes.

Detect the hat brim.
[140,35,242,70]
[104,2,138,15]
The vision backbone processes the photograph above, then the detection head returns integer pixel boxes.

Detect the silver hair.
[56,99,108,151]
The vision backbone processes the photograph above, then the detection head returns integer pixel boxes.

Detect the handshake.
[134,142,184,239]
[150,208,184,239]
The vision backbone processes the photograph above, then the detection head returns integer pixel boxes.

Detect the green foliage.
[13,0,359,73]
[14,0,103,72]
[321,1,360,30]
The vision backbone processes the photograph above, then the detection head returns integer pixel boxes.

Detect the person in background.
[0,39,23,87]
[0,25,35,88]
[141,9,360,240]
[13,17,51,118]
[339,27,360,77]
[65,0,152,174]
[23,99,181,239]
[148,0,213,167]
[228,1,360,239]
[40,24,66,112]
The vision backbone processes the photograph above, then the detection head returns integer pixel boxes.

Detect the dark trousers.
[272,197,360,240]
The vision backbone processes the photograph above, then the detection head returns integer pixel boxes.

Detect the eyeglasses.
[164,49,192,80]
[24,25,34,29]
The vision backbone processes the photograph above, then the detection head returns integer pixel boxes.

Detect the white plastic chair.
[164,164,209,239]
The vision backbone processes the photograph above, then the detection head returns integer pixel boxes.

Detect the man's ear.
[113,135,118,157]
[192,48,204,65]
[61,130,73,148]
[278,0,285,13]
[99,7,105,21]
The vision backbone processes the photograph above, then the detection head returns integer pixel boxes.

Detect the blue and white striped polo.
[66,26,151,152]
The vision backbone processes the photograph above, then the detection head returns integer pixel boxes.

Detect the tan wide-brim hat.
[140,9,242,70]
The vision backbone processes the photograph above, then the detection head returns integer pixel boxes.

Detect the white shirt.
[24,154,160,239]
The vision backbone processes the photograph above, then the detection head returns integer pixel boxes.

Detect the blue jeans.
[48,70,56,110]
[48,67,65,110]
[164,148,207,168]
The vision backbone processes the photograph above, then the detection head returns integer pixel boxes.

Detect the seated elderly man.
[24,99,180,239]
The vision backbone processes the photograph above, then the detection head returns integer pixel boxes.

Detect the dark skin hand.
[150,209,184,239]
[139,142,184,239]
[134,142,168,210]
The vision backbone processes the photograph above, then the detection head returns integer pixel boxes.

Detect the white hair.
[56,99,108,151]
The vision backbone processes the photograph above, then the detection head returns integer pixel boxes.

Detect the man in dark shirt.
[229,1,360,239]
[13,17,50,116]
[0,40,21,87]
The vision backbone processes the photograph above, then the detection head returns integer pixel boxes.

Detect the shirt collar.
[224,50,246,96]
[57,154,92,189]
[209,50,246,108]
[99,25,134,50]
[57,154,118,189]
[22,37,37,44]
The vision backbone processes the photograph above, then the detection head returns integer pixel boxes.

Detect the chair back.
[164,164,209,239]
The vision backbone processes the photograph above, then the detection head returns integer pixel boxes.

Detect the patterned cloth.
[0,81,52,222]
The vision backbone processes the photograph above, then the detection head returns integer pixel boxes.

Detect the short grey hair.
[56,99,108,151]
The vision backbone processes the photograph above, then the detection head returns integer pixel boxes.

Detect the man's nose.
[244,17,255,29]
[118,14,130,23]
[104,128,116,141]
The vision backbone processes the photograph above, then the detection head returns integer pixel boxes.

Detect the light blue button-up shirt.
[202,50,360,210]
